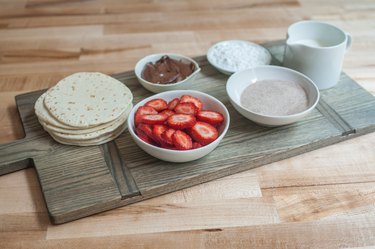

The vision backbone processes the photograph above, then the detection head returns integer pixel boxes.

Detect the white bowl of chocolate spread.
[135,53,201,93]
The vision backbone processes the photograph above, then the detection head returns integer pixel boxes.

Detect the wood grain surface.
[0,0,375,248]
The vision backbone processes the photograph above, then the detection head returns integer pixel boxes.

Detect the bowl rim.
[134,53,201,88]
[127,89,230,153]
[226,65,320,119]
[206,39,272,74]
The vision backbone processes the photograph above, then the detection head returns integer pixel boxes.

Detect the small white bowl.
[207,40,272,75]
[226,65,320,126]
[127,90,230,163]
[134,53,201,93]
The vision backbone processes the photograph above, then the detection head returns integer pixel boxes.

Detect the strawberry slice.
[160,109,175,118]
[160,141,177,150]
[137,123,153,137]
[135,106,158,126]
[190,121,218,145]
[153,124,168,143]
[174,102,198,115]
[180,95,203,111]
[161,128,176,145]
[144,98,168,111]
[172,130,193,150]
[141,114,168,125]
[197,110,224,125]
[136,127,155,145]
[167,114,196,129]
[167,98,180,110]
[192,142,203,149]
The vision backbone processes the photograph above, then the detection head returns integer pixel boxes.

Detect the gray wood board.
[0,40,374,224]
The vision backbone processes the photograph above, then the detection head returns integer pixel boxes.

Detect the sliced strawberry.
[141,114,168,125]
[167,98,180,110]
[153,124,168,143]
[144,98,168,111]
[184,127,192,136]
[174,102,198,115]
[180,95,203,111]
[197,110,224,125]
[172,130,193,150]
[160,109,175,118]
[135,106,158,126]
[136,127,154,145]
[160,141,177,150]
[161,128,176,145]
[190,121,218,145]
[167,114,196,130]
[137,123,153,137]
[192,142,203,149]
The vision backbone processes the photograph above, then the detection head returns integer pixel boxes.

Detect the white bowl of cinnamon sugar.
[135,53,201,93]
[226,65,320,126]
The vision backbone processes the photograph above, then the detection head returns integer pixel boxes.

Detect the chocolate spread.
[141,56,196,84]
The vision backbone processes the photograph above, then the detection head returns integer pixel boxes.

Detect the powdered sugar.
[207,40,272,73]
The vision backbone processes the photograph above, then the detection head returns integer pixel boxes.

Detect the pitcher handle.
[346,32,352,51]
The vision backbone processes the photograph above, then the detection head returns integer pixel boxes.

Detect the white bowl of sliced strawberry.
[127,90,230,162]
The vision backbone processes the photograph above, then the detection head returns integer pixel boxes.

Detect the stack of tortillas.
[35,72,133,146]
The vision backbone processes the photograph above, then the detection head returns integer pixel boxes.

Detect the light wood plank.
[46,197,280,239]
[255,132,375,189]
[3,216,375,249]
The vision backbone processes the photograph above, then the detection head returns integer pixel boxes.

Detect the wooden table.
[1,0,374,248]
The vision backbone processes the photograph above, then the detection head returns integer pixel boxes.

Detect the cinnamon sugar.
[240,80,309,116]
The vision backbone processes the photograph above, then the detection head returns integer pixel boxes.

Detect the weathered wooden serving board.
[1,41,374,224]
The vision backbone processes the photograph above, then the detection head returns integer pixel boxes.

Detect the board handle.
[0,138,41,175]
[101,141,140,199]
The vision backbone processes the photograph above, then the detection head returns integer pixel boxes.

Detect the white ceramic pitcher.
[283,21,352,89]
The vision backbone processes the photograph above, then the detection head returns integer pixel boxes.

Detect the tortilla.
[34,72,134,146]
[41,104,132,140]
[36,92,131,132]
[35,92,80,130]
[48,122,127,146]
[39,103,132,135]
[44,72,133,128]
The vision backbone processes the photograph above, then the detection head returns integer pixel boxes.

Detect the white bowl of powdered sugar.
[226,65,320,126]
[207,40,272,75]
